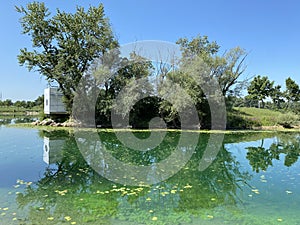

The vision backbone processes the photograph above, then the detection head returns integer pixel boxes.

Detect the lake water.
[0,125,300,224]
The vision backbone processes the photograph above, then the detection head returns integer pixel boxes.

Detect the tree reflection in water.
[246,133,300,172]
[15,130,300,224]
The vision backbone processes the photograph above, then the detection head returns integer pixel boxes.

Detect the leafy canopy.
[16,2,118,112]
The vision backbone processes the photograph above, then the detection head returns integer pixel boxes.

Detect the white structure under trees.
[44,87,67,115]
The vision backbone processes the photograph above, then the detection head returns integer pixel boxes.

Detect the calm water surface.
[0,125,300,225]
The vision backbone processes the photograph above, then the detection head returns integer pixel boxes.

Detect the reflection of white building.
[44,87,67,115]
[43,137,65,164]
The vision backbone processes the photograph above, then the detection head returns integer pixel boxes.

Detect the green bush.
[39,111,46,121]
[277,113,299,128]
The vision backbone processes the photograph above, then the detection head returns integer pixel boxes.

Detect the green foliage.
[243,76,300,112]
[17,2,118,113]
[246,134,300,172]
[246,75,275,108]
[269,84,284,109]
[159,35,247,128]
[176,35,247,97]
[284,77,300,107]
[91,52,155,127]
[176,35,220,59]
[0,95,43,115]
[276,112,299,128]
[227,110,261,129]
[13,2,300,129]
[0,99,13,107]
[233,107,292,126]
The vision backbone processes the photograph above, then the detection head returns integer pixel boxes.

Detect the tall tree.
[247,75,274,108]
[16,2,118,113]
[159,35,247,128]
[269,84,284,109]
[284,77,300,108]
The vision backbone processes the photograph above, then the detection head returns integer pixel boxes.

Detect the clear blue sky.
[1,0,300,101]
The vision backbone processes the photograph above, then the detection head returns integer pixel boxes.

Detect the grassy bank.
[0,106,40,115]
[230,107,300,128]
[5,106,300,131]
[9,121,300,134]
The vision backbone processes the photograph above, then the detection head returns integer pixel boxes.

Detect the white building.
[43,136,64,165]
[44,87,67,115]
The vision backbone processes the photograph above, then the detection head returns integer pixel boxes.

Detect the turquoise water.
[0,126,299,224]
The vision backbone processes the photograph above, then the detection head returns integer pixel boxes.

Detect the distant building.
[44,87,67,115]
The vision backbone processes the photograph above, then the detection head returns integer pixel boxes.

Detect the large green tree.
[269,84,284,109]
[247,75,274,108]
[17,2,118,113]
[159,35,247,128]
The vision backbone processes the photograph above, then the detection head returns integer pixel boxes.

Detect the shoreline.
[7,123,300,133]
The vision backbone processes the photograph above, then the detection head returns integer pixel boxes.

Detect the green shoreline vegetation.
[0,96,42,116]
[3,105,300,131]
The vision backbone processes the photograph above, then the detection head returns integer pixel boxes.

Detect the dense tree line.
[235,76,300,114]
[0,95,43,108]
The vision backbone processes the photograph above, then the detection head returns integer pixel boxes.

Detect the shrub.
[277,113,299,128]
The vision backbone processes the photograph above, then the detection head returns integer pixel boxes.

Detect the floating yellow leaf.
[47,217,54,221]
[55,190,68,196]
[277,218,283,222]
[286,190,292,194]
[184,184,192,189]
[3,208,8,211]
[146,197,151,201]
[71,222,76,224]
[64,216,72,221]
[207,215,214,219]
[152,216,158,221]
[251,189,260,194]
